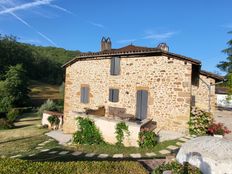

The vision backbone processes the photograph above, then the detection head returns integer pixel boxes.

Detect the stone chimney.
[157,43,169,52]
[101,37,111,51]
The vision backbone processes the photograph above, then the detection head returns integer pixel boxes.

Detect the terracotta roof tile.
[62,44,201,67]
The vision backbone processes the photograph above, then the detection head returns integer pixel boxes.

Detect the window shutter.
[114,57,120,75]
[110,57,120,75]
[84,87,89,103]
[109,89,119,102]
[112,89,119,102]
[110,58,115,75]
[109,89,113,102]
[81,86,89,103]
[81,87,85,103]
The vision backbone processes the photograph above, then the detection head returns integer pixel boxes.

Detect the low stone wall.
[77,113,151,147]
[42,111,63,129]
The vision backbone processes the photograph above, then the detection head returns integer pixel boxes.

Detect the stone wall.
[63,55,193,134]
[191,74,216,113]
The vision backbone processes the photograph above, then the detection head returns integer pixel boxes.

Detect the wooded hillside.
[0,35,80,84]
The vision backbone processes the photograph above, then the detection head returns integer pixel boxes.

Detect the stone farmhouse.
[62,37,223,146]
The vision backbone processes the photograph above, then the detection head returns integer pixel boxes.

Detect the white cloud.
[49,4,74,15]
[0,0,54,15]
[143,31,177,40]
[88,21,105,28]
[0,4,57,46]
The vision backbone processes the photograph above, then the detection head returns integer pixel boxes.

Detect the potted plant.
[47,115,60,130]
[207,122,231,138]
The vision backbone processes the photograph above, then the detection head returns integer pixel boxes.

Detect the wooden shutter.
[110,57,120,75]
[114,57,120,75]
[81,86,89,103]
[136,90,148,120]
[109,89,114,102]
[109,89,119,102]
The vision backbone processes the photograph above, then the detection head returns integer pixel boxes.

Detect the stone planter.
[213,134,223,138]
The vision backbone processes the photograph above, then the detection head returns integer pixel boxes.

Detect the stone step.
[130,153,141,158]
[113,154,123,158]
[159,149,170,155]
[145,152,156,157]
[85,153,95,157]
[98,154,109,158]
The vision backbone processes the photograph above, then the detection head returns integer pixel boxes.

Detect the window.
[80,86,89,103]
[110,57,120,75]
[109,89,119,102]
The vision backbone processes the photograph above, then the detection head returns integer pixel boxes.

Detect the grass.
[66,139,178,157]
[0,158,148,174]
[0,112,59,157]
[29,80,61,106]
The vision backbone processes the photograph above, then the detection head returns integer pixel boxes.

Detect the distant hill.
[0,35,80,84]
[27,45,80,65]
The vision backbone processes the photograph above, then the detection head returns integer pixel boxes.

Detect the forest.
[0,35,80,84]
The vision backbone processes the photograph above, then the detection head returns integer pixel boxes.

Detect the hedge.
[0,158,148,174]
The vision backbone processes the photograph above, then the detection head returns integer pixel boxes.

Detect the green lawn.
[67,139,178,157]
[0,158,148,174]
[29,80,61,106]
[0,112,60,157]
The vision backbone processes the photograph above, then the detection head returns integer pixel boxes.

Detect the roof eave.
[62,50,201,68]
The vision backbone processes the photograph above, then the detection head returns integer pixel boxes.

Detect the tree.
[217,31,232,97]
[0,64,30,112]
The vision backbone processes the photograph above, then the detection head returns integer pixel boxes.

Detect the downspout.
[199,78,225,112]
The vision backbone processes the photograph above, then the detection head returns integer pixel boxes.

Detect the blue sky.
[0,0,231,74]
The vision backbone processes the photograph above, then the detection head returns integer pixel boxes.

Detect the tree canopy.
[0,35,80,84]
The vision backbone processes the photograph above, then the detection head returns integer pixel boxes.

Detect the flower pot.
[213,134,223,138]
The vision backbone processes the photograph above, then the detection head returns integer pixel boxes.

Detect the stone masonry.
[63,55,212,134]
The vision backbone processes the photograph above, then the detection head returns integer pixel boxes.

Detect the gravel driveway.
[214,109,232,140]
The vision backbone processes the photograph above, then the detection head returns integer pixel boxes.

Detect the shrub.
[0,118,14,129]
[73,117,104,145]
[188,107,213,136]
[153,161,202,174]
[115,122,130,146]
[47,115,60,126]
[37,99,59,117]
[0,158,147,174]
[7,109,20,122]
[138,128,158,148]
[207,122,231,136]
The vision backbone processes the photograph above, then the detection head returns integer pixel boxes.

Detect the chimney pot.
[157,43,169,52]
[101,37,111,51]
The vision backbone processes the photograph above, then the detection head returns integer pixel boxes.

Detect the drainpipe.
[199,78,225,112]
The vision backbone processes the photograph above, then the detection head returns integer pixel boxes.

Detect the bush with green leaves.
[0,118,14,130]
[73,117,104,145]
[115,122,130,146]
[47,115,60,126]
[138,129,158,148]
[153,161,202,174]
[37,99,59,117]
[188,107,213,136]
[7,109,20,122]
[0,64,30,112]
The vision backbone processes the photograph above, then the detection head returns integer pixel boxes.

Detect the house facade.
[62,38,223,138]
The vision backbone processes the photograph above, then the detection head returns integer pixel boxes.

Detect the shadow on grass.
[20,147,166,163]
[0,136,39,144]
[13,124,34,129]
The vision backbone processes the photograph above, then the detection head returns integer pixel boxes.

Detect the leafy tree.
[0,64,30,112]
[0,34,80,84]
[217,31,232,97]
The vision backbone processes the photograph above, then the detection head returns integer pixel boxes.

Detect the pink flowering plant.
[207,122,231,136]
